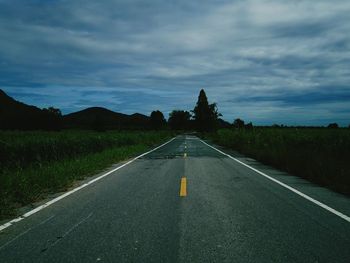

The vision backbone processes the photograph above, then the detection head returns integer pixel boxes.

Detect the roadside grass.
[0,130,172,220]
[206,128,350,195]
[0,130,170,169]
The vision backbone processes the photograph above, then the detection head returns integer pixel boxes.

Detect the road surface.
[0,135,349,262]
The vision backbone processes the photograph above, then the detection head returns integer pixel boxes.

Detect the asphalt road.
[0,135,349,262]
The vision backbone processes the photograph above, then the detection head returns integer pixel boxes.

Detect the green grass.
[206,128,350,195]
[0,130,171,169]
[0,130,173,220]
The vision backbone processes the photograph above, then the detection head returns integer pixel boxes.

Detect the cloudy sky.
[1,0,350,126]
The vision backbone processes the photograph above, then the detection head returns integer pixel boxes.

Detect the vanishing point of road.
[0,135,349,262]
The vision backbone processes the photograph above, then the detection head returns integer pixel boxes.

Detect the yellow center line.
[180,177,187,197]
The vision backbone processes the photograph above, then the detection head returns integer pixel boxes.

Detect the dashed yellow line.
[180,177,187,197]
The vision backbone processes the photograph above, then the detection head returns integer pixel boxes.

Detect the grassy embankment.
[0,130,173,219]
[207,128,350,195]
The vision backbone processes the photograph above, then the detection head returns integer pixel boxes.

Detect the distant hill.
[0,89,150,130]
[63,107,150,130]
[0,89,60,130]
[0,89,231,131]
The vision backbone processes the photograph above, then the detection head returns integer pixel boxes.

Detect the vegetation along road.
[0,135,349,262]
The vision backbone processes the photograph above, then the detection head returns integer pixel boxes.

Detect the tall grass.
[0,130,170,169]
[208,128,350,195]
[0,130,173,219]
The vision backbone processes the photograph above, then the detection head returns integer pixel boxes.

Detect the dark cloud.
[0,0,349,126]
[227,89,350,105]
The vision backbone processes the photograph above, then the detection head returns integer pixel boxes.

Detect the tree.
[168,110,191,130]
[245,122,253,130]
[150,110,166,130]
[233,118,245,129]
[42,106,62,131]
[327,123,339,129]
[45,107,62,117]
[192,89,221,132]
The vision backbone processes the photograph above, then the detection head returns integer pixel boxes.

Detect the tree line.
[1,88,347,131]
[149,89,221,131]
[149,89,348,131]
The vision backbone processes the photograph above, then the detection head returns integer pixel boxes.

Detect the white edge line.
[200,139,350,223]
[0,137,177,232]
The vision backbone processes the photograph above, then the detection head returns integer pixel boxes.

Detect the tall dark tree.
[168,110,191,130]
[150,110,166,130]
[192,89,221,132]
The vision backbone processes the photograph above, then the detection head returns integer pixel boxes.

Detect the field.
[0,130,173,219]
[207,128,350,195]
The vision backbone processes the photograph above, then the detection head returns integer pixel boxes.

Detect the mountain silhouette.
[63,107,150,130]
[0,89,150,130]
[0,89,57,130]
